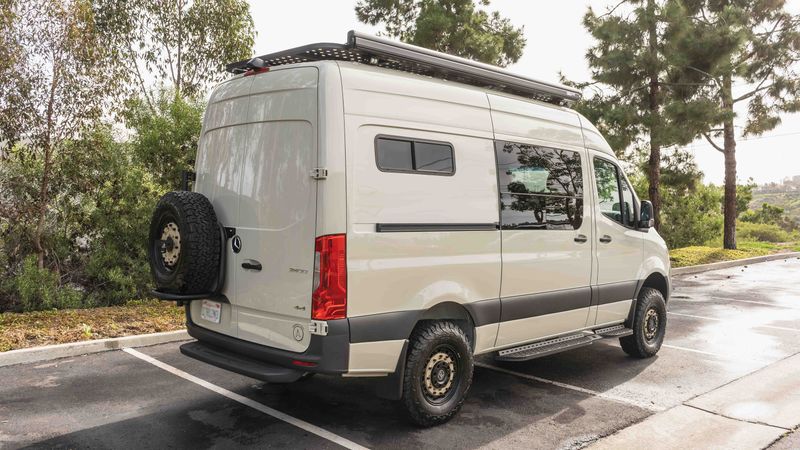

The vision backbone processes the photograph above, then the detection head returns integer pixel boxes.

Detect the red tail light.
[312,234,346,320]
[243,67,269,77]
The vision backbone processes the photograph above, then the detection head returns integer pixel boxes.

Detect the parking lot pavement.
[1,257,799,449]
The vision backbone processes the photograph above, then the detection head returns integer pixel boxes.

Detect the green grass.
[670,239,799,268]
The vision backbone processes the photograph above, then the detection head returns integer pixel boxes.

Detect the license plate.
[200,300,222,324]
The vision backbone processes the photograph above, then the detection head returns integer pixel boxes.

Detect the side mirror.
[638,200,655,229]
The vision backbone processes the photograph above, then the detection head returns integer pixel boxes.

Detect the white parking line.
[711,296,800,310]
[595,339,769,365]
[122,348,368,450]
[673,295,800,310]
[475,362,664,412]
[661,344,769,365]
[667,312,800,332]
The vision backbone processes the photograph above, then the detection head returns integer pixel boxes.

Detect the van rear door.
[195,67,319,353]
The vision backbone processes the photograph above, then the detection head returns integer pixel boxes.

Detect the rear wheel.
[148,191,221,294]
[401,321,473,427]
[620,287,667,358]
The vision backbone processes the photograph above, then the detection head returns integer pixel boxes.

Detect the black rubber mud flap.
[375,340,408,400]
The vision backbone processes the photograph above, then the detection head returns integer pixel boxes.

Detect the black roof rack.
[226,31,581,106]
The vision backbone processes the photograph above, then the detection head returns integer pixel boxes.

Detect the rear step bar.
[495,325,633,362]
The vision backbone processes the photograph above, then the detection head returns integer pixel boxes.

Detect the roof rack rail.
[226,31,581,106]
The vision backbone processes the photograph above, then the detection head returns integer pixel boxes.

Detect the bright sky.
[246,0,800,185]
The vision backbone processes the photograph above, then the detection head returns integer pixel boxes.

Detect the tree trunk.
[646,0,661,230]
[34,61,60,269]
[722,73,737,249]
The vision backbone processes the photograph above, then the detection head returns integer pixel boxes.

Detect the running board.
[495,325,634,362]
[495,333,601,362]
[594,324,634,338]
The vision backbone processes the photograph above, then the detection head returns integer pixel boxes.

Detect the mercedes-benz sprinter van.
[149,31,670,426]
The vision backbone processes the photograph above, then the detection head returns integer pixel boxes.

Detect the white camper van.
[149,31,670,426]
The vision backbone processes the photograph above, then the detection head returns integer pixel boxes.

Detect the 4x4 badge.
[231,235,242,253]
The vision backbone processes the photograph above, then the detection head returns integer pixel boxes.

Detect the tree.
[95,0,255,103]
[355,0,526,67]
[124,89,204,189]
[675,0,800,249]
[0,0,118,269]
[578,0,715,230]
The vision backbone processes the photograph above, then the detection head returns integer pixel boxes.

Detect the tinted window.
[496,142,583,197]
[594,158,624,224]
[414,142,454,173]
[376,138,413,171]
[495,141,583,230]
[376,137,454,175]
[500,194,583,231]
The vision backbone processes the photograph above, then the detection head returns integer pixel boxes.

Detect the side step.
[494,325,634,362]
[495,333,601,362]
[594,324,634,338]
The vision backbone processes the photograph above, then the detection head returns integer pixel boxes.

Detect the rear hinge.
[309,320,329,336]
[310,168,328,180]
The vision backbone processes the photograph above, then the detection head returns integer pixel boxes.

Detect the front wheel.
[401,321,473,427]
[620,287,667,358]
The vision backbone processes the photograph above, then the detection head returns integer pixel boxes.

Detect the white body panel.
[193,66,321,352]
[340,63,502,321]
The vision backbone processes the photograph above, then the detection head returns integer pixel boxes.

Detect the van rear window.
[376,137,454,175]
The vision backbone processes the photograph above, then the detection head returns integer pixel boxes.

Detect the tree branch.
[599,0,627,18]
[686,65,720,87]
[733,82,773,104]
[702,133,724,153]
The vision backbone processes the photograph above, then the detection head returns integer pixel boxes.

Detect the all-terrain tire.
[401,321,473,427]
[620,287,667,358]
[148,191,221,294]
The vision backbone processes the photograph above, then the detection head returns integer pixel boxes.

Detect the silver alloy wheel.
[160,222,181,267]
[644,308,659,340]
[424,351,456,398]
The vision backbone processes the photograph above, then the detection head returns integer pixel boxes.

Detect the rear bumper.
[185,311,350,376]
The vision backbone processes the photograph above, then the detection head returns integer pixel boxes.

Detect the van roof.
[226,31,582,107]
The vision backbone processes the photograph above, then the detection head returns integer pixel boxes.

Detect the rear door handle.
[599,235,612,243]
[241,260,262,271]
[574,234,588,243]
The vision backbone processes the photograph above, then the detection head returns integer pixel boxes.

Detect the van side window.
[594,157,636,226]
[495,141,583,230]
[375,137,454,175]
[620,177,637,227]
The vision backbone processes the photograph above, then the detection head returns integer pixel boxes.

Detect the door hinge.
[310,168,328,180]
[309,320,329,336]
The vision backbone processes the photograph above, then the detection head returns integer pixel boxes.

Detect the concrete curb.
[671,251,800,276]
[0,329,191,368]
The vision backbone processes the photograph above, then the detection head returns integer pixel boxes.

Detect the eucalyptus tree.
[0,0,118,269]
[94,0,255,104]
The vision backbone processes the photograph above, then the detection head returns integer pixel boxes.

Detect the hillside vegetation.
[751,191,800,223]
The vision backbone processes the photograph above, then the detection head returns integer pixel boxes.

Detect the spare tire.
[148,191,222,294]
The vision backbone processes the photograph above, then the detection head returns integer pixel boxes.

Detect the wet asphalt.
[1,257,799,449]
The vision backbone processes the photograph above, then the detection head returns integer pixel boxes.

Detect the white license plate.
[200,300,222,324]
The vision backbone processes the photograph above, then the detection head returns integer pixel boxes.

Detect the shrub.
[659,184,724,249]
[13,256,83,311]
[737,222,791,243]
